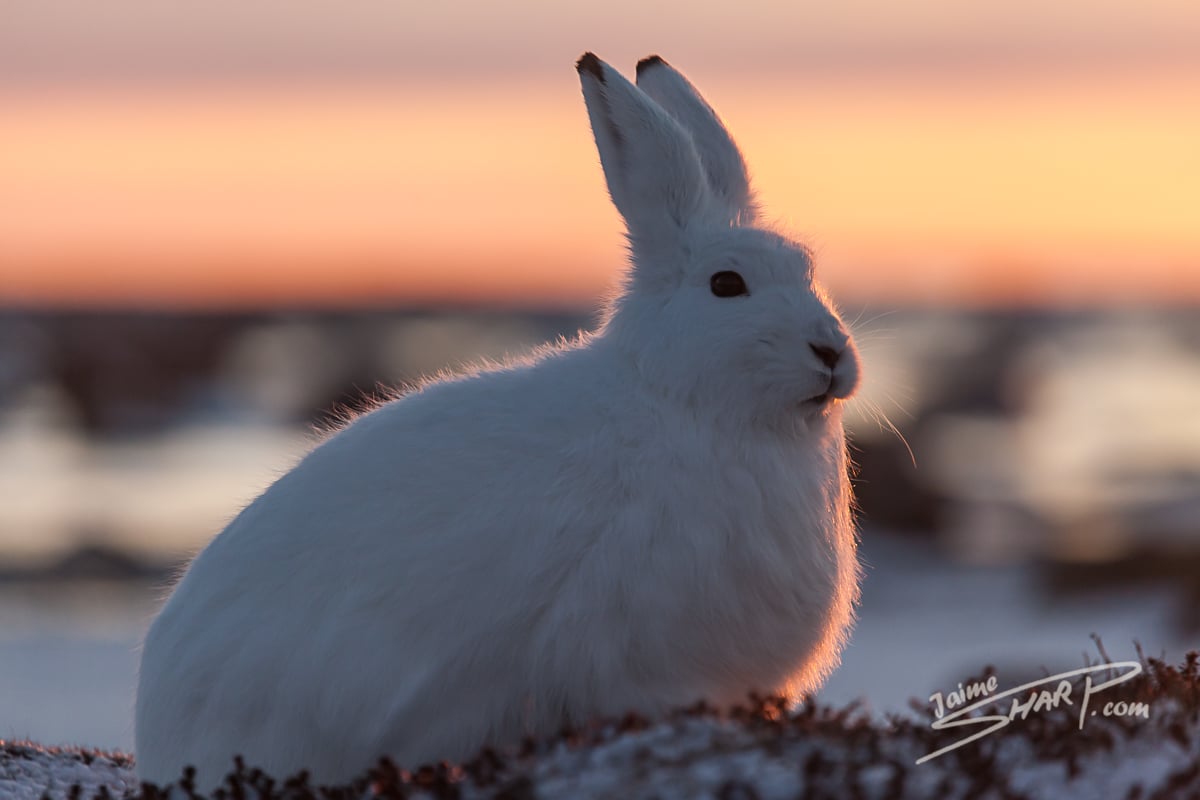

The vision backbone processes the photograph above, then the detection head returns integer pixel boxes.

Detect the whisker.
[876,384,917,413]
[857,396,917,468]
[853,308,903,330]
[850,330,899,346]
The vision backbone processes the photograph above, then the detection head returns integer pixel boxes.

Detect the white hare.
[135,53,862,788]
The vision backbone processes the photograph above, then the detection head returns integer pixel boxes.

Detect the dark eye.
[710,270,748,298]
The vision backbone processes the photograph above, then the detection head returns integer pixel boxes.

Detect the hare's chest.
[642,437,847,595]
[719,449,843,588]
[611,439,853,698]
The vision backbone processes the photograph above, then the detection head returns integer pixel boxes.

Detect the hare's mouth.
[824,368,860,402]
[802,373,837,408]
[800,393,837,417]
[802,372,856,410]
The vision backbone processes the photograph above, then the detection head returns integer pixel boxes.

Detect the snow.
[1,741,135,800]
[3,689,1197,799]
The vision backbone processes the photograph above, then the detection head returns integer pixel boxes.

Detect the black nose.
[809,343,841,369]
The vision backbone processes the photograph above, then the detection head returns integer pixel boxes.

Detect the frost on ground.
[4,652,1197,800]
[0,741,135,800]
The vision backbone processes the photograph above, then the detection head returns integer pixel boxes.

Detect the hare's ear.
[577,53,712,259]
[635,56,757,224]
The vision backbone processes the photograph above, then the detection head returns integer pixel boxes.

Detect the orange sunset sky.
[1,0,1198,308]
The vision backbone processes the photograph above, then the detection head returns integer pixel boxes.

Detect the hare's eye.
[710,271,748,298]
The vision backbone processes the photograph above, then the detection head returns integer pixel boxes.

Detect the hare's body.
[136,53,863,788]
[137,337,856,784]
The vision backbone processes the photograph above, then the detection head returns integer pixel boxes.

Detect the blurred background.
[1,0,1198,751]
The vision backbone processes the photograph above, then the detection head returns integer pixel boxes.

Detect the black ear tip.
[636,55,668,75]
[576,52,605,83]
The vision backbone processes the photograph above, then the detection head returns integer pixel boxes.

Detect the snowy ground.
[4,676,1198,800]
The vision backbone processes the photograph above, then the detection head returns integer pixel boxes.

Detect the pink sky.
[2,1,1198,308]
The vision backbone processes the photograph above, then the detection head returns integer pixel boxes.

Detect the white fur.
[135,54,863,788]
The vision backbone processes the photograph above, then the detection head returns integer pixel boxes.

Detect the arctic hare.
[135,53,862,787]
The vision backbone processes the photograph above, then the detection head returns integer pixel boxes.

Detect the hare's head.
[578,54,860,431]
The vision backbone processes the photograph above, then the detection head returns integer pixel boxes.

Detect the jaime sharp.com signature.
[917,661,1150,765]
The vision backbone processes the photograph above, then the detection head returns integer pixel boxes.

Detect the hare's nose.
[809,343,842,369]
